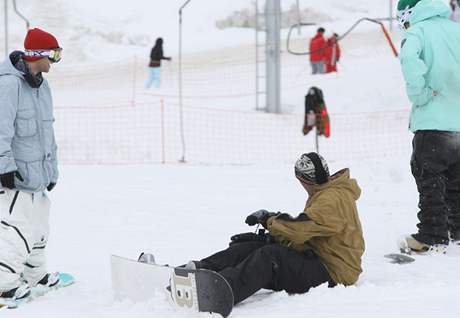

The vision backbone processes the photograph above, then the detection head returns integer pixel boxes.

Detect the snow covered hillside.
[1,0,398,60]
[1,0,460,317]
[1,0,453,61]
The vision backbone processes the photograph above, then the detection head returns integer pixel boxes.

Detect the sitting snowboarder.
[141,152,365,304]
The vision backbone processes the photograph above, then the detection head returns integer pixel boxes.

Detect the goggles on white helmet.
[397,6,413,30]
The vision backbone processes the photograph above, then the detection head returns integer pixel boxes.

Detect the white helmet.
[397,5,413,30]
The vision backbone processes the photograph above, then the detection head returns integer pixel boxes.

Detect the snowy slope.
[1,0,460,317]
[2,0,439,61]
[4,162,460,318]
[2,0,453,61]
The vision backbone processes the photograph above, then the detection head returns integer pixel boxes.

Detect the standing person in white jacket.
[0,28,62,303]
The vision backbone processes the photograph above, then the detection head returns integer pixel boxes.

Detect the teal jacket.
[400,0,460,132]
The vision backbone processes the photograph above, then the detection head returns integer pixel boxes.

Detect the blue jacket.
[400,0,460,132]
[0,52,58,192]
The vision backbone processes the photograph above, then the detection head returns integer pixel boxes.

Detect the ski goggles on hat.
[24,48,63,63]
[397,6,413,30]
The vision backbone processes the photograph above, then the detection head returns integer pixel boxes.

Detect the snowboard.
[0,272,75,309]
[384,237,420,264]
[384,235,454,264]
[111,254,173,303]
[111,255,234,317]
[384,253,416,264]
[170,267,233,318]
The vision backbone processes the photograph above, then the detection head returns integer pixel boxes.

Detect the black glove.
[229,230,275,246]
[0,171,23,189]
[47,183,56,192]
[245,209,278,228]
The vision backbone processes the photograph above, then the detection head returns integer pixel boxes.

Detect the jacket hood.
[0,51,43,88]
[314,168,361,201]
[0,51,24,78]
[409,0,450,25]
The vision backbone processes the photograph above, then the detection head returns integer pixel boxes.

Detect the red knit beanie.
[23,28,60,62]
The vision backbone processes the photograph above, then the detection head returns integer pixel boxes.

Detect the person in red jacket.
[309,28,327,74]
[324,33,341,73]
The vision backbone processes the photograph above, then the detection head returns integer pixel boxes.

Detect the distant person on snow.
[449,0,460,22]
[0,28,62,303]
[302,87,330,138]
[140,153,365,305]
[397,0,460,253]
[145,37,171,89]
[309,28,327,75]
[324,33,341,73]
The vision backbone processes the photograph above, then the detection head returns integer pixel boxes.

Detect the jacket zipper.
[35,88,48,188]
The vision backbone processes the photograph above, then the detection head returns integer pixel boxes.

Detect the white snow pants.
[0,189,50,292]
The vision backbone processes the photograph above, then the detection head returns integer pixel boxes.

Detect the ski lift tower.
[3,0,8,58]
[389,0,394,30]
[3,0,31,59]
[255,0,281,114]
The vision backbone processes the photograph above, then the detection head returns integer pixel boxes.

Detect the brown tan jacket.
[267,169,364,286]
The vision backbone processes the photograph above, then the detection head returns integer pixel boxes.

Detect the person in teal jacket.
[397,0,460,253]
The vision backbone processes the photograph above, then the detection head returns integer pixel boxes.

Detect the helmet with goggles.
[23,28,62,63]
[397,0,421,30]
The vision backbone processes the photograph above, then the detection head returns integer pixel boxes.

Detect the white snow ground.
[2,0,460,317]
[4,162,460,318]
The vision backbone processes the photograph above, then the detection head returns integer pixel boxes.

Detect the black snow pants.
[198,241,333,304]
[411,130,460,244]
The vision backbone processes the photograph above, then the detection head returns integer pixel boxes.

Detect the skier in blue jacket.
[397,0,460,253]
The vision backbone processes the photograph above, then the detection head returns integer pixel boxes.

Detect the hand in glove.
[245,209,278,228]
[229,230,275,246]
[47,183,56,192]
[0,171,23,189]
[302,124,312,136]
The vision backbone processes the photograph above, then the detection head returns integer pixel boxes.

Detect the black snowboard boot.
[138,252,156,264]
[37,273,60,288]
[0,283,31,301]
[180,260,212,270]
[450,230,460,245]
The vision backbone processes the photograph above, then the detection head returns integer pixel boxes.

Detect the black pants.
[411,130,460,244]
[198,241,332,304]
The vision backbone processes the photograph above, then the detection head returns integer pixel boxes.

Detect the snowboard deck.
[171,267,234,318]
[111,254,173,302]
[0,272,75,309]
[384,244,460,264]
[386,236,454,264]
[111,255,234,317]
[384,253,416,264]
